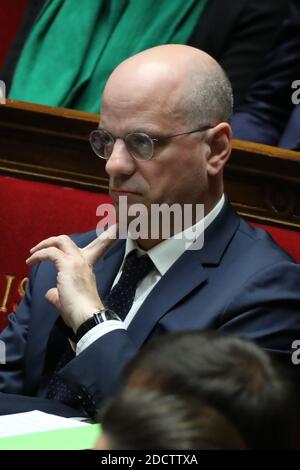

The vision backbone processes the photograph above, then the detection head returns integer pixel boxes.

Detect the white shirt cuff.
[76,320,126,355]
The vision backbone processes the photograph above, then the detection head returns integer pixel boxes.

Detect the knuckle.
[58,234,69,242]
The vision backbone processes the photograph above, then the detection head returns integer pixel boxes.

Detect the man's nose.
[105,139,136,177]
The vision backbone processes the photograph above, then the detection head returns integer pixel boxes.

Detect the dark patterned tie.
[104,250,154,320]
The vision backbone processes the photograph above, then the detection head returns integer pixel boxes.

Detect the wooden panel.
[0,99,106,191]
[225,140,300,230]
[1,100,300,230]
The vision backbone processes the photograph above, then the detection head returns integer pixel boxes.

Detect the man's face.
[101,83,210,217]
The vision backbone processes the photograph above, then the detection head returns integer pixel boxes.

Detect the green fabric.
[9,0,208,113]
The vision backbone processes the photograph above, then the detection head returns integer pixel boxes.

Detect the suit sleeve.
[0,231,96,395]
[0,265,38,393]
[231,0,300,145]
[60,329,139,417]
[219,260,300,382]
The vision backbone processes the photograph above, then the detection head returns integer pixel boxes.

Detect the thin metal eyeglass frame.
[89,124,213,161]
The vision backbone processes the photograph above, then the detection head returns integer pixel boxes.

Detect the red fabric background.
[0,175,111,330]
[0,0,28,69]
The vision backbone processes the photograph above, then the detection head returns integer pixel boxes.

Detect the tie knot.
[123,250,154,280]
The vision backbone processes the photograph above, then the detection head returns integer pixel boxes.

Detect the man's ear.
[206,123,232,176]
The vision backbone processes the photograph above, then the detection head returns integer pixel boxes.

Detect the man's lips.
[109,189,141,202]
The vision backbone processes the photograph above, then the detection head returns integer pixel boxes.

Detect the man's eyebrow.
[97,124,160,136]
[131,127,158,135]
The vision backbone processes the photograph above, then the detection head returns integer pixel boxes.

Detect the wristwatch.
[76,308,121,343]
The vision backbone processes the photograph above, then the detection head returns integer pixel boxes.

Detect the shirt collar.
[123,194,225,276]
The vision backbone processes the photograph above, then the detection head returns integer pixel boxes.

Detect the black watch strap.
[76,309,121,343]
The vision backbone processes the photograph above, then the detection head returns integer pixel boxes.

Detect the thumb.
[45,287,61,309]
[82,224,118,266]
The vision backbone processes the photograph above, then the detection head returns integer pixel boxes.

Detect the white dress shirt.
[77,195,225,354]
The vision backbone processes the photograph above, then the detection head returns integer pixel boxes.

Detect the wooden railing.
[1,99,300,230]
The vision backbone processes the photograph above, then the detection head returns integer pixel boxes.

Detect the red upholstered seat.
[0,175,111,331]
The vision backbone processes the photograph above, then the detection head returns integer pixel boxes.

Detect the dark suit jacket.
[231,0,300,149]
[0,200,300,417]
[1,0,288,107]
[188,0,288,107]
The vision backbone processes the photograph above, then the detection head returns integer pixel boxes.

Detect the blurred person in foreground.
[95,388,247,450]
[123,331,300,449]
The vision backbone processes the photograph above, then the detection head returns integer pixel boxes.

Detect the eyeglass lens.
[90,129,154,160]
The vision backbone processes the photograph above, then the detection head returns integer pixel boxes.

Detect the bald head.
[100,45,232,235]
[102,45,233,126]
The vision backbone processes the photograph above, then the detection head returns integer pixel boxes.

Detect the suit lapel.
[128,200,240,347]
[29,200,240,393]
[93,239,126,298]
[86,200,239,348]
[127,250,208,347]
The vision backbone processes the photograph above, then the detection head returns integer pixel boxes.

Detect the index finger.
[30,235,78,255]
[82,224,118,266]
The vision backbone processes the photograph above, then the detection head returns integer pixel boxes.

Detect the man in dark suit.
[0,44,299,418]
[231,0,300,149]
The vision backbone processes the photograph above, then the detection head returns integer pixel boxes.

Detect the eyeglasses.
[89,125,213,161]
